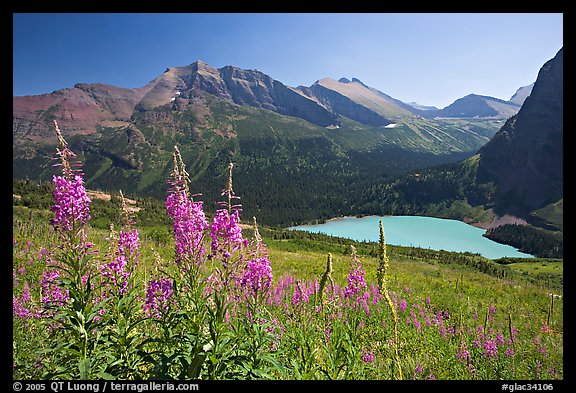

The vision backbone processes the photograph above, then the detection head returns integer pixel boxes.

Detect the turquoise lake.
[289,215,534,259]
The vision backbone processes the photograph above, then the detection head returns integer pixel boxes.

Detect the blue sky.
[13,13,563,108]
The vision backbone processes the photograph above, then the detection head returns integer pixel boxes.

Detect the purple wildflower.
[399,299,407,311]
[13,283,34,319]
[239,256,273,295]
[166,190,209,265]
[413,317,421,331]
[343,265,367,298]
[483,339,499,358]
[361,350,376,364]
[41,269,70,309]
[456,348,470,363]
[50,175,91,233]
[210,209,247,255]
[143,278,175,319]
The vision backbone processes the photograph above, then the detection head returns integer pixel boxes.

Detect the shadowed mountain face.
[477,48,563,216]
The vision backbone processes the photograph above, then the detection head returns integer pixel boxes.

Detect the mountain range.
[13,54,552,236]
[13,59,524,147]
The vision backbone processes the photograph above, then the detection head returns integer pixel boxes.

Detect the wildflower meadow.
[12,121,563,380]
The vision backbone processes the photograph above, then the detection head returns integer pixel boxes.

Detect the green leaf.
[79,358,91,379]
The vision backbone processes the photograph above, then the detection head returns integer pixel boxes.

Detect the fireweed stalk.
[100,191,140,297]
[42,121,101,379]
[209,162,249,291]
[156,146,212,378]
[238,217,273,317]
[97,191,148,378]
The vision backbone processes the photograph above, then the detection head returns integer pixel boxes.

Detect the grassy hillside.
[13,198,563,380]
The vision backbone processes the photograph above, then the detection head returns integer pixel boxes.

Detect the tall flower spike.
[251,216,268,256]
[376,221,389,292]
[377,220,403,380]
[54,120,72,178]
[166,146,208,266]
[50,121,91,237]
[218,162,241,213]
[317,253,335,309]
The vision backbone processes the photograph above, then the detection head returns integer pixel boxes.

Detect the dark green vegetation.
[353,155,563,259]
[485,224,563,259]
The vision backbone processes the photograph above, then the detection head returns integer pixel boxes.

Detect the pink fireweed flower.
[166,190,209,265]
[143,278,175,319]
[101,228,140,295]
[369,284,381,305]
[118,230,140,258]
[239,256,273,295]
[399,299,407,312]
[456,347,470,363]
[13,283,34,319]
[361,350,376,364]
[41,269,70,309]
[413,317,421,331]
[50,174,91,233]
[210,209,248,255]
[343,265,367,298]
[343,246,367,299]
[483,339,499,358]
[535,360,542,378]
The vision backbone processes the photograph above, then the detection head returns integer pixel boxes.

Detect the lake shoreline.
[298,212,528,232]
[289,214,534,259]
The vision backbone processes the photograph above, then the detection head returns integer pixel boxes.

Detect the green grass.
[13,203,564,380]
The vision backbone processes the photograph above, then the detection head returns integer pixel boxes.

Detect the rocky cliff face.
[216,65,337,126]
[477,48,563,215]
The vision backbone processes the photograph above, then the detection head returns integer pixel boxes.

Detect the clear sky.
[13,13,563,109]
